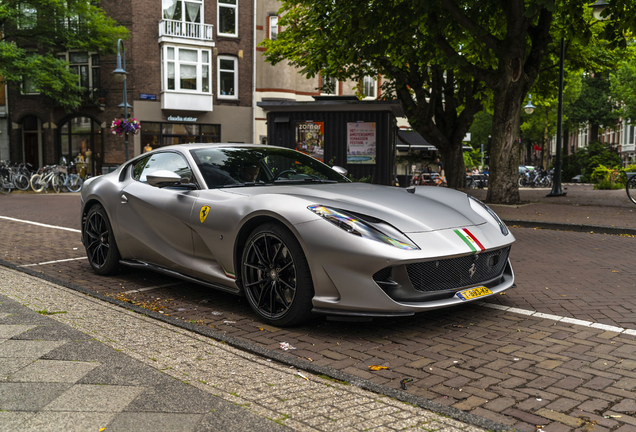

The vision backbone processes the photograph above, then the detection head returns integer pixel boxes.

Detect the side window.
[133,153,193,184]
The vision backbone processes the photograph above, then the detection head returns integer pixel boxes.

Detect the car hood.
[221,183,488,232]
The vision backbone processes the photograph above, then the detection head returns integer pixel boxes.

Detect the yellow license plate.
[456,286,492,301]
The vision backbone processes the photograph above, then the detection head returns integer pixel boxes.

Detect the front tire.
[13,174,30,191]
[241,223,314,327]
[66,175,83,193]
[30,174,44,192]
[84,204,121,275]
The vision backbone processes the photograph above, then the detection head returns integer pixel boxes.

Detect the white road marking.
[479,301,632,335]
[0,216,81,233]
[122,282,185,294]
[19,257,88,267]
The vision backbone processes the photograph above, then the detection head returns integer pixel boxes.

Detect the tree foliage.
[263,0,636,203]
[610,43,636,122]
[0,0,128,110]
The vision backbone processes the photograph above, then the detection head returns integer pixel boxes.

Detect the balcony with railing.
[159,20,213,42]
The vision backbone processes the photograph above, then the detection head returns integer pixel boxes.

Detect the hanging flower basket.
[110,117,141,136]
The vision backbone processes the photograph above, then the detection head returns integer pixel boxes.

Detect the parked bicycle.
[0,164,14,195]
[0,160,33,192]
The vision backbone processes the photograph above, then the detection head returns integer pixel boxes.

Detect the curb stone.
[502,219,636,235]
[0,257,517,432]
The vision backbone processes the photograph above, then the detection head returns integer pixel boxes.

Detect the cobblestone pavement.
[1,267,483,432]
[1,192,636,432]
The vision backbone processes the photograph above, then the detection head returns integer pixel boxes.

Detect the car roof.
[157,143,287,152]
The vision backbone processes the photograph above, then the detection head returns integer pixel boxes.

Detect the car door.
[116,151,198,275]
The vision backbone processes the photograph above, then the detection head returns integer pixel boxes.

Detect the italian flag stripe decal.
[453,228,486,254]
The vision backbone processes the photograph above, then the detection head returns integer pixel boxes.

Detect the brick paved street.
[1,192,636,431]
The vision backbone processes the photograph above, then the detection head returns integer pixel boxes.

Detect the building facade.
[7,0,254,173]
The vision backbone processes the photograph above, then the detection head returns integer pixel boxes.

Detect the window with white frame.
[218,56,237,99]
[57,52,100,91]
[269,15,278,40]
[18,3,37,29]
[218,0,237,36]
[320,76,338,95]
[162,46,211,93]
[162,0,202,23]
[362,75,376,99]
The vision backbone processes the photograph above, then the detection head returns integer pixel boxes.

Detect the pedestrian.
[435,157,445,179]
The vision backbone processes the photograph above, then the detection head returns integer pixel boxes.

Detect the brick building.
[7,0,254,173]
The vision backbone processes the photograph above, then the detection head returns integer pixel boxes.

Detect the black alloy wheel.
[241,223,313,326]
[84,205,121,275]
[627,176,636,206]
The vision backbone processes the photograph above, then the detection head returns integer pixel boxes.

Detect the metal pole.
[119,40,129,161]
[547,38,566,197]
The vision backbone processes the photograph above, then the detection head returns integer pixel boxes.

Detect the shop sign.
[295,121,325,161]
[347,122,376,164]
[140,93,157,100]
[167,115,198,122]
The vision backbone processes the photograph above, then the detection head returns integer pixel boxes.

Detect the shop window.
[59,116,102,176]
[141,122,220,149]
[269,16,278,40]
[162,0,203,23]
[218,0,237,37]
[163,46,211,93]
[218,56,237,99]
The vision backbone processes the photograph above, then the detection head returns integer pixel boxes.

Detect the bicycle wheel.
[66,175,83,193]
[13,174,30,191]
[0,178,11,195]
[627,176,636,206]
[30,174,44,193]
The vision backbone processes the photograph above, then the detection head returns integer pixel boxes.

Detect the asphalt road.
[2,192,636,432]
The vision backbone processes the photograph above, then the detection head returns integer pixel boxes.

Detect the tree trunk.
[486,83,524,204]
[437,140,466,189]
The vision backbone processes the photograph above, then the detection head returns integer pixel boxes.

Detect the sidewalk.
[0,267,489,432]
[466,184,636,232]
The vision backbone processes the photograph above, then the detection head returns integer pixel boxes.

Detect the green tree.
[610,43,636,122]
[0,0,128,110]
[566,74,620,142]
[263,0,636,203]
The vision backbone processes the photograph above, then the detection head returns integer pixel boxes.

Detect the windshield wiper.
[273,178,338,184]
[221,182,270,188]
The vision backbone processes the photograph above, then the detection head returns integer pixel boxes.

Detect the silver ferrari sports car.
[81,144,515,326]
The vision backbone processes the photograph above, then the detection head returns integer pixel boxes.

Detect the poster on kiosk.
[347,122,376,164]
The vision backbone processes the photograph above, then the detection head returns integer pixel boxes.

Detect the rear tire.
[241,223,314,327]
[84,204,121,275]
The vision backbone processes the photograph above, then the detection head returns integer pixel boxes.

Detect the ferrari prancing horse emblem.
[468,263,476,278]
[199,206,210,223]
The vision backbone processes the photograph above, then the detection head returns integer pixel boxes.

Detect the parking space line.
[479,301,630,334]
[0,216,81,233]
[20,257,88,267]
[122,282,185,294]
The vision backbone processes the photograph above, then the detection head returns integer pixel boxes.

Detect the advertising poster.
[347,122,376,164]
[295,121,325,161]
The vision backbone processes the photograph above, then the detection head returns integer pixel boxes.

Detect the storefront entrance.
[59,116,103,176]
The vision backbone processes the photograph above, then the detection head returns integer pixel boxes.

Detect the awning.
[397,130,473,152]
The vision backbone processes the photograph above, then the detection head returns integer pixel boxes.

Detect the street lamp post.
[547,37,567,197]
[111,39,130,161]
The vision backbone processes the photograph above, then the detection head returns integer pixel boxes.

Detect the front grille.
[405,246,510,292]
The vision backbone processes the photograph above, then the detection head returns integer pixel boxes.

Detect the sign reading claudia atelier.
[167,115,197,122]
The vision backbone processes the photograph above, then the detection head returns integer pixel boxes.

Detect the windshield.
[190,147,350,189]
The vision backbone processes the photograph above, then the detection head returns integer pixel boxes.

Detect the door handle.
[121,194,128,203]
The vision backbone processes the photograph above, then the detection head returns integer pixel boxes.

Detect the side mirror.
[332,165,348,176]
[147,170,183,187]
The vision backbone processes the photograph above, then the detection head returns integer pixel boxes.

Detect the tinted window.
[133,152,192,183]
[190,147,349,189]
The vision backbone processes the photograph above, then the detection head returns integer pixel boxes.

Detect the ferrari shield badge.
[199,206,210,223]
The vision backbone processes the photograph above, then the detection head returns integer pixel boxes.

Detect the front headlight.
[308,205,419,250]
[468,196,509,236]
